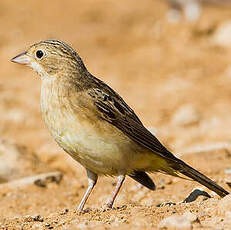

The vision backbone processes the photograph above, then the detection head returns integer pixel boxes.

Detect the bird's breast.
[40,78,168,175]
[40,78,141,174]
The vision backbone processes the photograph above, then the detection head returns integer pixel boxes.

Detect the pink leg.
[107,175,125,208]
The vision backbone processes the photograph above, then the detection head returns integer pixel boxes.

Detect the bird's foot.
[76,207,92,214]
[101,202,114,211]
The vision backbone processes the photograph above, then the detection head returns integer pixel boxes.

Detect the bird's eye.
[35,50,44,59]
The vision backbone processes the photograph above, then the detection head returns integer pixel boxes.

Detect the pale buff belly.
[43,109,145,175]
[43,109,168,175]
[40,80,168,175]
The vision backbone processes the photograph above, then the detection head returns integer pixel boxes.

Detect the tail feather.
[129,171,156,190]
[173,159,229,197]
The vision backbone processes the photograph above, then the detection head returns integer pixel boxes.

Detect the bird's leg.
[106,175,125,208]
[77,169,98,211]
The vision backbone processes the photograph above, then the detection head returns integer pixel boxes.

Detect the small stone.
[167,9,182,24]
[183,0,201,22]
[212,21,231,47]
[157,185,165,190]
[60,208,69,215]
[133,190,145,202]
[225,168,231,174]
[171,104,200,126]
[24,214,43,222]
[157,202,176,207]
[45,223,54,229]
[158,214,192,229]
[76,221,88,228]
[24,215,34,222]
[129,184,142,192]
[0,172,62,190]
[33,214,43,222]
[225,211,231,219]
[0,139,51,183]
[141,198,153,206]
[217,194,231,216]
[183,211,198,223]
[32,223,43,230]
[166,0,201,23]
[6,109,26,123]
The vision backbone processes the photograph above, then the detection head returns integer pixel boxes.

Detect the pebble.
[24,215,34,222]
[212,21,231,47]
[141,197,154,206]
[32,223,43,230]
[24,214,43,222]
[0,139,50,183]
[225,168,231,174]
[158,214,192,229]
[167,0,201,23]
[133,190,146,202]
[225,211,231,219]
[183,211,198,223]
[217,194,231,216]
[60,208,69,215]
[0,171,63,190]
[171,104,200,126]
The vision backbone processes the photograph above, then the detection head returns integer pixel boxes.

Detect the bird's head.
[11,40,86,79]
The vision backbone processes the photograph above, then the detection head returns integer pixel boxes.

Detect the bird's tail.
[171,158,229,197]
[165,157,229,197]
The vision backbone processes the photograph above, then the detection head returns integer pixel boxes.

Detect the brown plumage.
[11,40,229,211]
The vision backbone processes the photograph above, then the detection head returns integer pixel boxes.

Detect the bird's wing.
[87,87,175,160]
[87,85,230,198]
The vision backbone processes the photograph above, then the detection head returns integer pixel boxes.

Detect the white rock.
[166,0,201,22]
[171,104,200,126]
[212,21,231,47]
[183,211,198,222]
[133,190,146,202]
[225,169,231,174]
[32,223,43,230]
[0,139,50,183]
[217,194,231,216]
[167,9,182,24]
[6,109,26,122]
[158,214,192,229]
[141,197,154,206]
[0,171,62,189]
[183,0,201,22]
[225,211,231,219]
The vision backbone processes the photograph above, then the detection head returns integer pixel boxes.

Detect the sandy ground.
[1,0,231,229]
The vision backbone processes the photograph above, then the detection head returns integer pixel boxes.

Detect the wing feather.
[88,87,176,160]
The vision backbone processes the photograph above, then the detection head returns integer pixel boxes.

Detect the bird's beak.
[11,51,30,65]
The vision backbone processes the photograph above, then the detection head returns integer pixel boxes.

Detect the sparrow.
[11,40,229,211]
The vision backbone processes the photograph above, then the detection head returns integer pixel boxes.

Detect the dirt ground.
[1,0,231,229]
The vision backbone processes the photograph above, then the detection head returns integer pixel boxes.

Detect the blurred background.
[1,0,231,229]
[2,0,231,155]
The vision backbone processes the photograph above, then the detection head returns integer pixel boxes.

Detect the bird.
[11,40,229,211]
